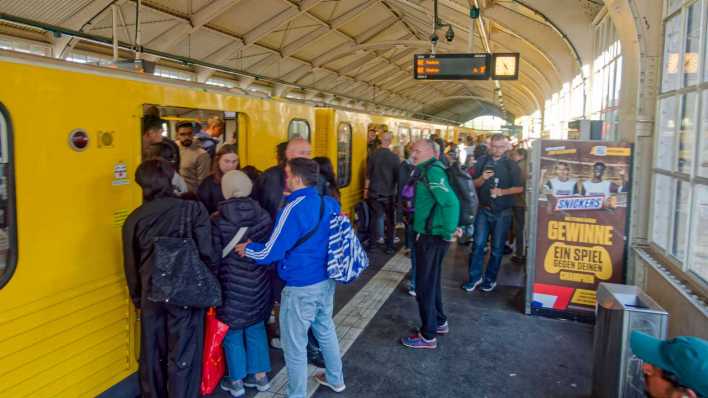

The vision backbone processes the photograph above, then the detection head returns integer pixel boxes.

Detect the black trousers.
[139,301,204,398]
[368,195,396,247]
[414,234,450,340]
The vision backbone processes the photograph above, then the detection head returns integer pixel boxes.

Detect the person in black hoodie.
[122,159,218,398]
[212,170,274,397]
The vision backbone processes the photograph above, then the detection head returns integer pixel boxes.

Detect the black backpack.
[422,161,479,227]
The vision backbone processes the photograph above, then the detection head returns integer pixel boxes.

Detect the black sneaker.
[481,281,497,292]
[220,378,245,397]
[243,374,271,392]
[461,279,483,292]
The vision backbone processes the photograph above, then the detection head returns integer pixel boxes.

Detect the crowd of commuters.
[126,115,704,398]
[124,114,345,398]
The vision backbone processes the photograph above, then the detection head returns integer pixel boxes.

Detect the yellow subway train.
[0,50,472,397]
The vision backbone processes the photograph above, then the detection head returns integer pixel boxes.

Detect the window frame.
[0,102,18,290]
[648,0,708,289]
[288,118,311,141]
[336,122,353,188]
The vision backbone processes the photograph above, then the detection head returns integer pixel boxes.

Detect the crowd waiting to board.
[128,114,706,398]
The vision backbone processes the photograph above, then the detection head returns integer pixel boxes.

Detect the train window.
[422,128,431,139]
[0,103,17,289]
[337,123,353,188]
[288,119,311,141]
[142,104,237,154]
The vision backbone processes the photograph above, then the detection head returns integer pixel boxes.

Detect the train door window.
[337,123,352,187]
[288,119,311,141]
[142,104,235,158]
[411,128,421,141]
[0,103,17,289]
[422,128,431,139]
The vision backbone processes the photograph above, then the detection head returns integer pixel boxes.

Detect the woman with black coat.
[122,159,219,398]
[211,170,274,396]
[197,144,239,214]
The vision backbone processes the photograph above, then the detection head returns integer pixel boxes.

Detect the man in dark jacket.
[212,170,274,395]
[122,159,218,398]
[254,138,312,219]
[237,158,345,397]
[365,131,400,254]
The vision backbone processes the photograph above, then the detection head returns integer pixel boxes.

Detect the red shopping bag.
[200,307,229,396]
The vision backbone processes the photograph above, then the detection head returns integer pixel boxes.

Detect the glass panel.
[700,90,708,177]
[652,174,674,250]
[288,120,310,141]
[0,104,16,289]
[677,92,697,173]
[336,123,352,187]
[689,185,708,282]
[682,1,701,87]
[656,96,678,170]
[661,14,682,92]
[667,0,682,16]
[671,180,690,261]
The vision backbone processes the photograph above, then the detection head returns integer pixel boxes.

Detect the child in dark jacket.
[211,170,274,396]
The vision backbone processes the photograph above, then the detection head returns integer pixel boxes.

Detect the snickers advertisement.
[531,140,632,318]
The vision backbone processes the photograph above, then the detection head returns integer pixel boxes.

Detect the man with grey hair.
[401,139,459,349]
[365,131,400,254]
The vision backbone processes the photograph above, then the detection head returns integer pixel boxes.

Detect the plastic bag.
[200,307,229,396]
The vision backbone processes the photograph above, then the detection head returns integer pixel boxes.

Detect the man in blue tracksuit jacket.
[236,158,345,398]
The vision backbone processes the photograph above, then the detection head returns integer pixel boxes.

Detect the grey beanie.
[221,170,253,199]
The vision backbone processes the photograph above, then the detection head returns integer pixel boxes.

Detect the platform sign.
[413,53,491,80]
[526,140,633,320]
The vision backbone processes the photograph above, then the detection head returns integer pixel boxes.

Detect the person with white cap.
[630,331,708,398]
[212,170,274,397]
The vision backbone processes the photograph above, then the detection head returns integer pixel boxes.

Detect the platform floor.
[206,241,593,398]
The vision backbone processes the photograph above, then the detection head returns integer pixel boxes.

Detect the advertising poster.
[529,140,632,318]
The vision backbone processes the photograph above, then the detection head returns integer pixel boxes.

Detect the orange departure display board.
[414,53,491,80]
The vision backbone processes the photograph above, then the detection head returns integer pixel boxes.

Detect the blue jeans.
[280,279,343,398]
[468,208,513,284]
[223,321,271,381]
[404,223,417,290]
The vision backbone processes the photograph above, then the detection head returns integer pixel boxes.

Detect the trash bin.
[591,283,669,398]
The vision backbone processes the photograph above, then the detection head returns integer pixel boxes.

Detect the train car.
[0,50,460,397]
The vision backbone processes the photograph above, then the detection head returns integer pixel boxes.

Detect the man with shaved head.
[255,137,313,219]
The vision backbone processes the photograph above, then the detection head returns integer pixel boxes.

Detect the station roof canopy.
[0,0,605,123]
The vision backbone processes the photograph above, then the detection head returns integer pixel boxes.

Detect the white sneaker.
[314,373,346,393]
[408,289,416,297]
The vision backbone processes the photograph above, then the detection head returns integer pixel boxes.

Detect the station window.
[0,103,17,289]
[649,0,708,283]
[288,119,310,141]
[336,123,352,188]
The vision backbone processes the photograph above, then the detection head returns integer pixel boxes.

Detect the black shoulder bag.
[147,201,222,308]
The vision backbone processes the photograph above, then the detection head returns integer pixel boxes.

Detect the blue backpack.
[326,213,369,284]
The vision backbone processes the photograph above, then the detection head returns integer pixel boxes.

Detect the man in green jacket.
[401,139,460,350]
